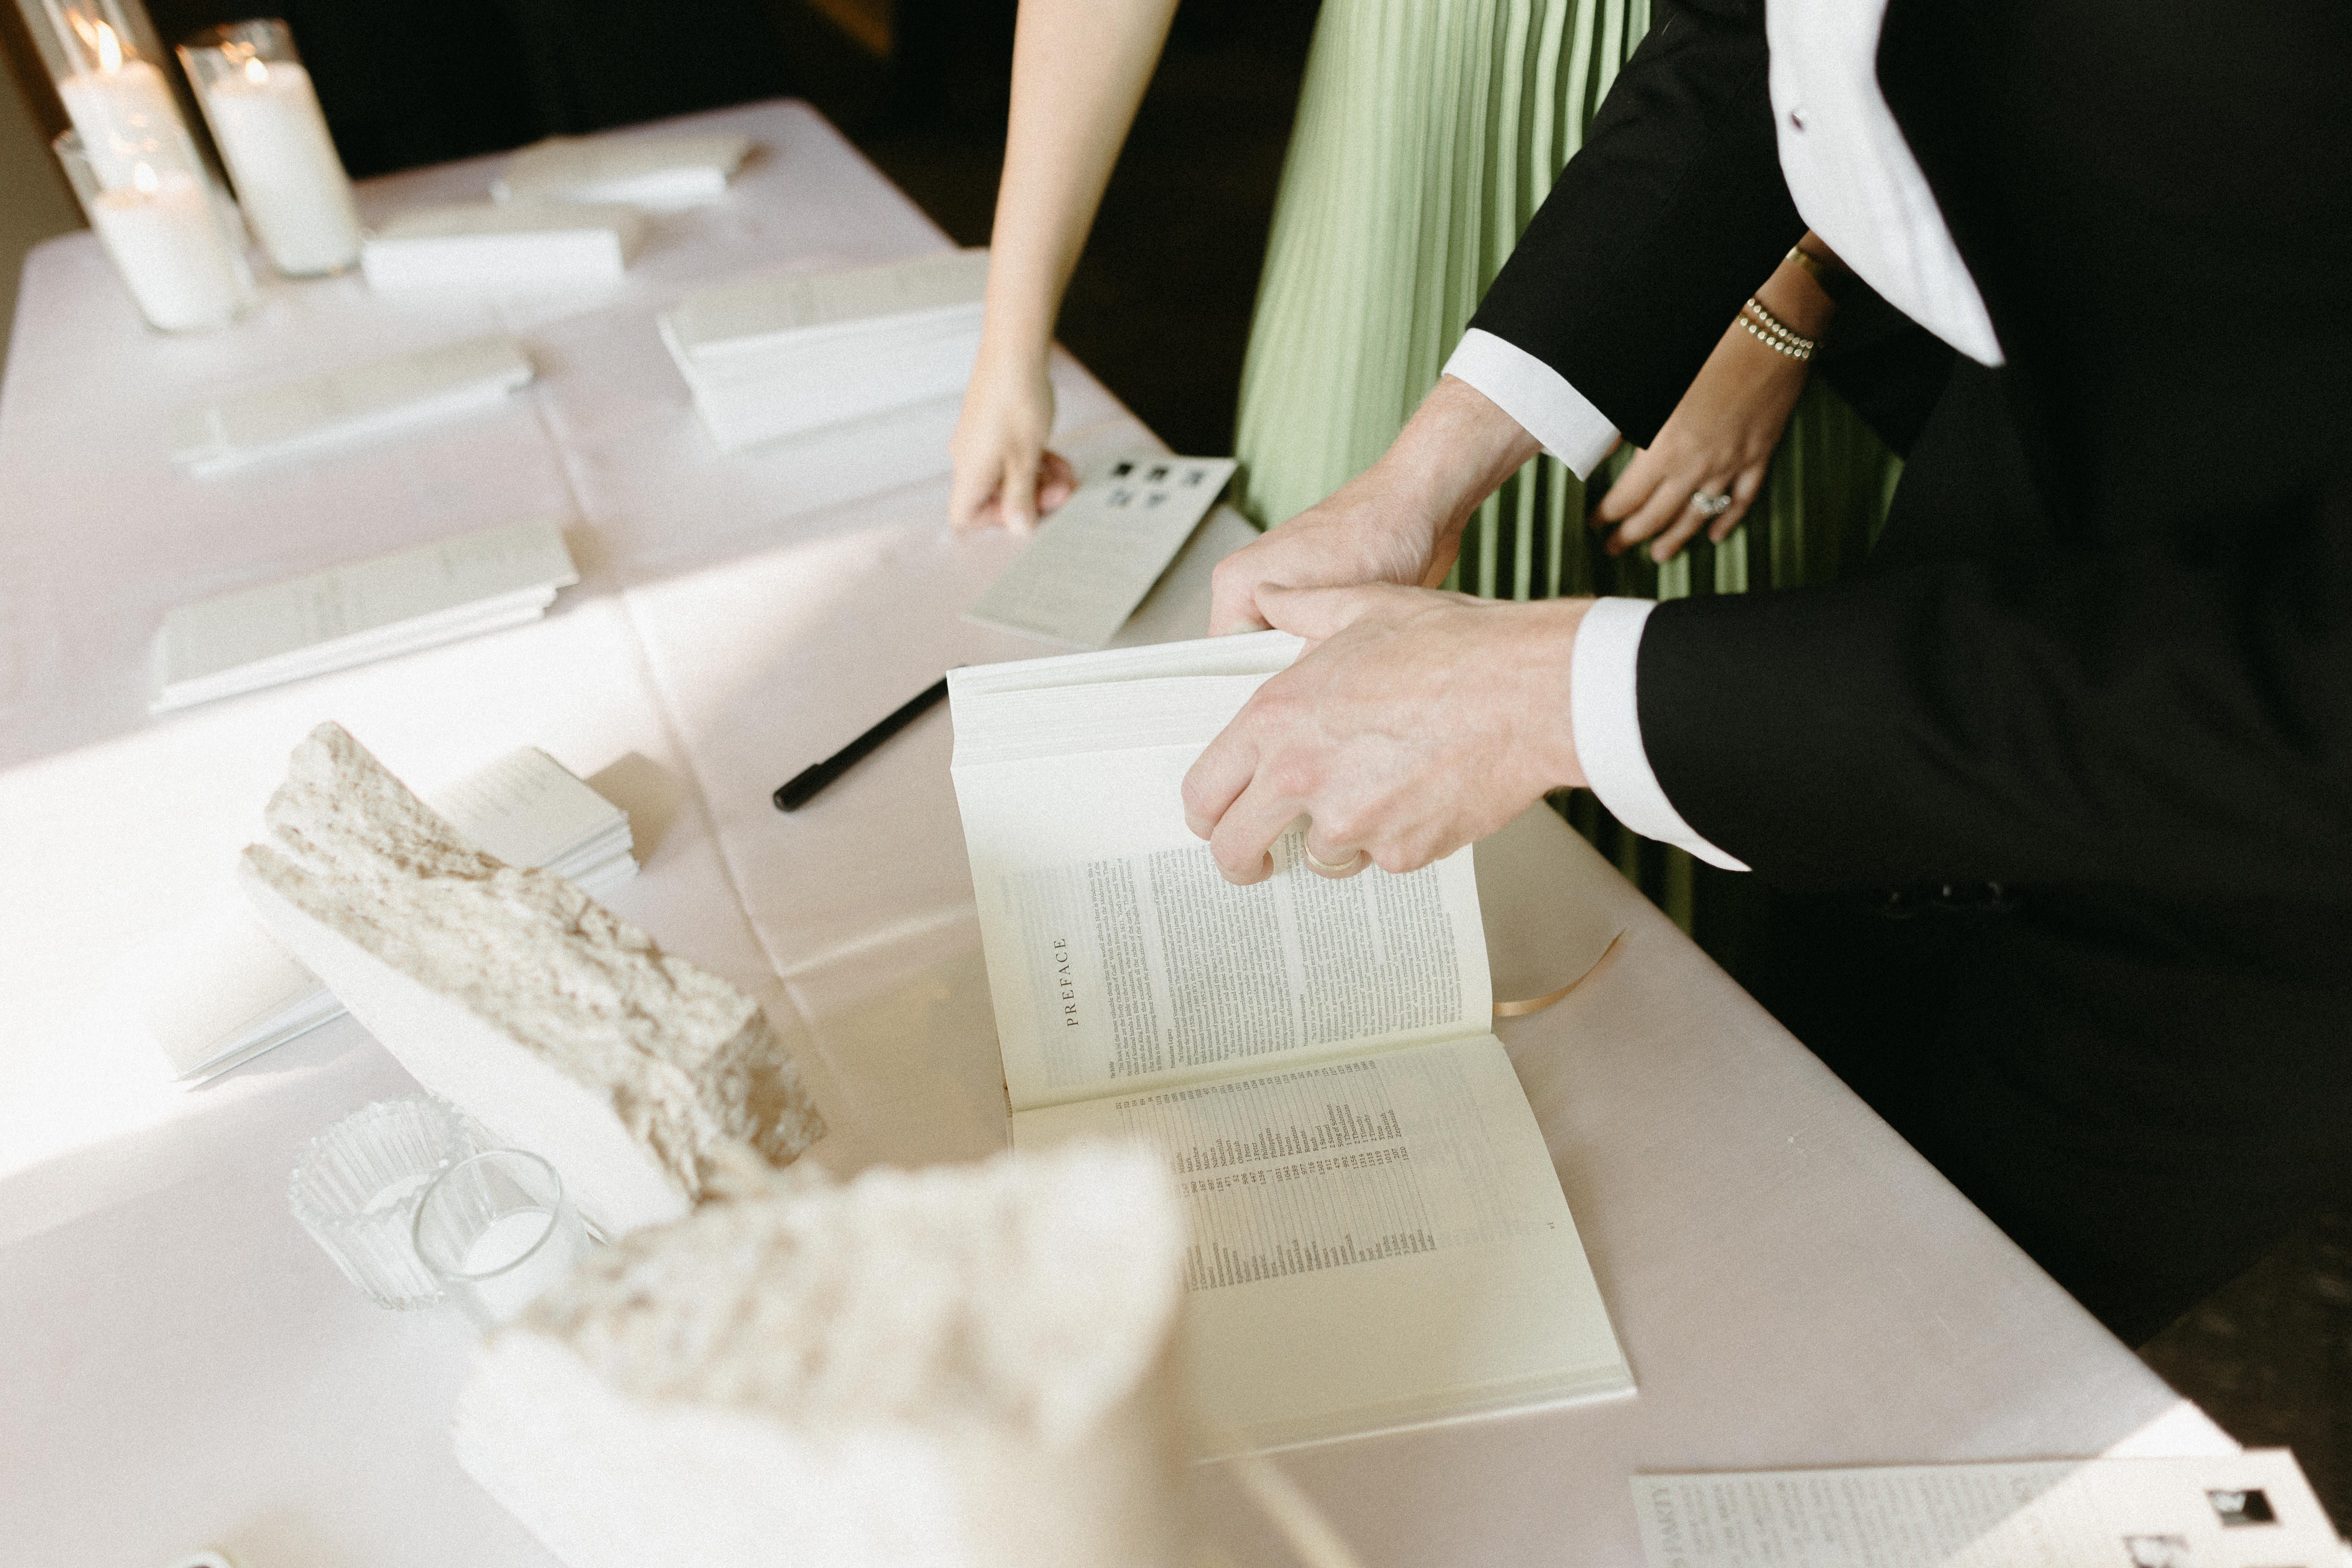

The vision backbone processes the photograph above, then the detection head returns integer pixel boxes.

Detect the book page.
[1014,1035,1630,1453]
[1631,1452,2337,1568]
[951,633,1491,1107]
[956,741,1491,1109]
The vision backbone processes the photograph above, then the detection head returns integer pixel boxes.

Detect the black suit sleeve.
[1638,451,2352,903]
[1465,0,1803,446]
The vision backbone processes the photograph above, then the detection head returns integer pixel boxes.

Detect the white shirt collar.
[1765,0,2006,366]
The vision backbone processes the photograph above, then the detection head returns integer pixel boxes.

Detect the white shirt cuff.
[1442,328,1620,480]
[1570,597,1751,872]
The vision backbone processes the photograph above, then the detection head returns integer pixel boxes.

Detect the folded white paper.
[361,202,647,291]
[150,516,578,713]
[494,132,751,210]
[658,249,987,453]
[1632,1452,2343,1568]
[171,334,535,478]
[136,745,638,1081]
[665,248,989,353]
[964,454,1238,648]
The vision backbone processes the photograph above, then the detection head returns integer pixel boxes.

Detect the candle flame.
[92,17,122,72]
[242,54,267,83]
[132,160,157,193]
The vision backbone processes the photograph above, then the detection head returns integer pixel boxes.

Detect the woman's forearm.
[977,0,1182,376]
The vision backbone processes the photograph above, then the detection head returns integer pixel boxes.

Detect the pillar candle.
[195,56,360,277]
[55,52,184,189]
[87,164,252,332]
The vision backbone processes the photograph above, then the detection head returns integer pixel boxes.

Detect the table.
[0,100,2230,1568]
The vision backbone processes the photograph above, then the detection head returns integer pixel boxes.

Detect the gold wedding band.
[1303,843,1366,875]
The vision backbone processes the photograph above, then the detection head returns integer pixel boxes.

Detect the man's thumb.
[1257,582,1383,643]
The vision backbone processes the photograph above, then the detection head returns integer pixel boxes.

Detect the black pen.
[772,675,951,812]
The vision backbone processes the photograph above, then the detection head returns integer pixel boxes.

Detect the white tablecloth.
[0,100,2226,1568]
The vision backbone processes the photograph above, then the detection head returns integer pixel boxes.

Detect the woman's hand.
[1590,315,1810,562]
[948,0,1182,532]
[947,352,1077,533]
[1592,239,1841,563]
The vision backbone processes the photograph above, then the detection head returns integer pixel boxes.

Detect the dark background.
[3,0,2346,1524]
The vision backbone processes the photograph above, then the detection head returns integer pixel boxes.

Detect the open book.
[949,631,1632,1456]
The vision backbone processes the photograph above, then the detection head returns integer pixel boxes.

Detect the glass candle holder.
[179,20,360,278]
[288,1095,486,1309]
[57,129,256,333]
[22,0,208,189]
[413,1149,591,1330]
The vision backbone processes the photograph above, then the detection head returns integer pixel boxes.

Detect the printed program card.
[151,517,577,710]
[170,334,534,477]
[964,455,1238,649]
[1633,1451,2340,1568]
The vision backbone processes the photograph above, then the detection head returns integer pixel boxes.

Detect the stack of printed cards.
[494,132,751,210]
[361,203,648,291]
[170,334,534,478]
[964,454,1239,647]
[658,248,988,453]
[149,518,578,713]
[134,746,638,1082]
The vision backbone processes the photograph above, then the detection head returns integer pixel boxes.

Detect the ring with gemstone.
[1690,489,1734,518]
[1303,842,1366,876]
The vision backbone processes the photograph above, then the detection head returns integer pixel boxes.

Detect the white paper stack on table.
[658,248,988,453]
[361,203,647,291]
[171,334,534,478]
[494,132,751,209]
[149,517,578,714]
[133,745,638,1082]
[965,454,1239,649]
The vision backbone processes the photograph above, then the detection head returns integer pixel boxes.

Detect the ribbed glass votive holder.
[288,1096,486,1309]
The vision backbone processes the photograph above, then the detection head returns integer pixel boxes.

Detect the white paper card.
[964,456,1239,648]
[663,248,989,358]
[1632,1452,2343,1568]
[494,132,751,209]
[361,202,646,290]
[170,334,534,477]
[152,517,577,710]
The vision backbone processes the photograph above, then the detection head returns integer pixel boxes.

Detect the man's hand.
[1182,584,1591,885]
[1208,376,1547,636]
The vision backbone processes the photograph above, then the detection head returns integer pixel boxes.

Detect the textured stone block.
[241,723,823,1236]
[455,1144,1194,1568]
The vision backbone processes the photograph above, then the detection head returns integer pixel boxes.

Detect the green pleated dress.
[1229,0,1903,935]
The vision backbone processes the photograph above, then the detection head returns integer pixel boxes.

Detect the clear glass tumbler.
[287,1095,484,1308]
[412,1148,591,1329]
